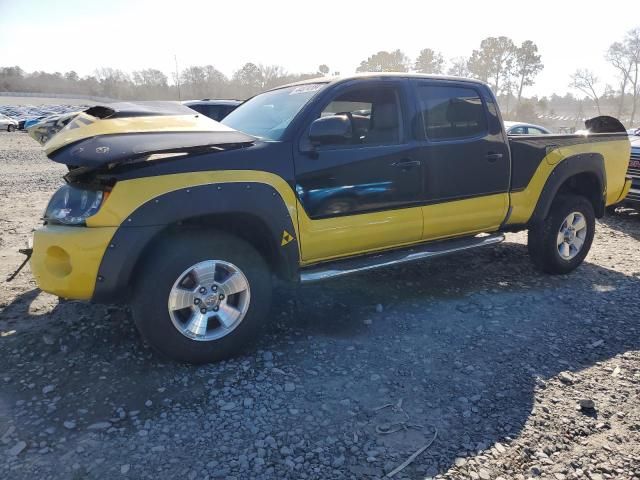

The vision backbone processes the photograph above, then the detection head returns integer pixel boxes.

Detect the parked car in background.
[504,121,551,135]
[628,127,640,137]
[0,113,18,132]
[183,99,242,122]
[0,105,88,131]
[22,116,48,131]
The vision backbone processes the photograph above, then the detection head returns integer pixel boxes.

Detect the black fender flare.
[92,182,300,303]
[529,152,606,225]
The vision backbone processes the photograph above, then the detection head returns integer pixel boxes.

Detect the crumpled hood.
[41,101,255,168]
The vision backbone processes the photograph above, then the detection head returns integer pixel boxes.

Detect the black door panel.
[295,144,422,218]
[422,137,510,202]
[294,81,423,219]
[411,80,510,203]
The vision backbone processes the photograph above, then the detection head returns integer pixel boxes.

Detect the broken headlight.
[44,184,105,225]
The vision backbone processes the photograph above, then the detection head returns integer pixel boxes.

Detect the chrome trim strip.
[300,233,505,283]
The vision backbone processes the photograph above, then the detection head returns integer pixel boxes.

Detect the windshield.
[221,83,325,140]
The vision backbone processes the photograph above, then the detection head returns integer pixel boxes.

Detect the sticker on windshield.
[289,84,323,95]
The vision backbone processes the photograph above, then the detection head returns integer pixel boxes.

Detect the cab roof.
[275,72,490,90]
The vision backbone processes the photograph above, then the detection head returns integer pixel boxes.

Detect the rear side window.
[416,84,487,141]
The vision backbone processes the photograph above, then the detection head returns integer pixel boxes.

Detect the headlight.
[44,184,105,225]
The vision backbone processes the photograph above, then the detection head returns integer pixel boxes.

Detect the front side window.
[528,127,546,135]
[222,83,325,140]
[509,126,527,135]
[315,85,402,147]
[416,84,487,141]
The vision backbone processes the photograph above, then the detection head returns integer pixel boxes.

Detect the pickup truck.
[23,74,632,363]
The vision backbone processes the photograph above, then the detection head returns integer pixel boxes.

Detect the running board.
[299,233,505,283]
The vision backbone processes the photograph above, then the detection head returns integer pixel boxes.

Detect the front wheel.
[131,231,272,363]
[528,194,595,274]
[7,124,16,132]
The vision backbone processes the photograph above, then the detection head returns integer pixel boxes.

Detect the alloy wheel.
[167,260,251,341]
[556,211,588,260]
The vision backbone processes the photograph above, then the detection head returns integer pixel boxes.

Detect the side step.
[299,233,505,283]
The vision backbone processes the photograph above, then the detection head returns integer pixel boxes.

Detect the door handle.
[391,158,421,170]
[486,152,503,162]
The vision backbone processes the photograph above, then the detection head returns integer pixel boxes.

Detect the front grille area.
[626,189,640,202]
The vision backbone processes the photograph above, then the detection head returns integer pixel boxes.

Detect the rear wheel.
[528,194,595,274]
[7,124,16,132]
[131,231,272,363]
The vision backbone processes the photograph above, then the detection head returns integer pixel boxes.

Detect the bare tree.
[467,36,517,94]
[64,71,79,82]
[94,68,132,98]
[356,50,410,73]
[259,64,286,89]
[414,48,444,74]
[604,28,640,124]
[318,64,330,75]
[446,57,470,77]
[514,40,543,108]
[569,69,602,115]
[606,41,634,118]
[622,28,640,125]
[232,63,263,97]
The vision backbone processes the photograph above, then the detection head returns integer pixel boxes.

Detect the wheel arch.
[92,183,300,304]
[529,153,606,225]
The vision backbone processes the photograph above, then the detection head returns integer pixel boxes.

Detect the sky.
[0,0,638,97]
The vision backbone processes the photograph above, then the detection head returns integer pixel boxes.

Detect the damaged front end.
[16,102,257,295]
[39,101,256,189]
[42,101,256,224]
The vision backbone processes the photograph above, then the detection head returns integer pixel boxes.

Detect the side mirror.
[309,115,352,146]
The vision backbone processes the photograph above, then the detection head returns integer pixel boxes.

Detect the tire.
[527,194,595,274]
[606,204,618,215]
[131,231,272,364]
[7,125,16,132]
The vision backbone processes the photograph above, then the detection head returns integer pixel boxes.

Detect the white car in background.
[0,113,18,132]
[504,121,551,135]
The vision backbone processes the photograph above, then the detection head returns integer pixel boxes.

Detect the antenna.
[174,54,181,101]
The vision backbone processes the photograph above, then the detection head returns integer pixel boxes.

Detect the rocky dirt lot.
[0,131,639,480]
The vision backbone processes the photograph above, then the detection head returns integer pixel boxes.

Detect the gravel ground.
[1,131,639,480]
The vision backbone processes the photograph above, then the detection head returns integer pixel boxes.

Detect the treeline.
[0,64,320,102]
[1,28,639,126]
[355,37,543,120]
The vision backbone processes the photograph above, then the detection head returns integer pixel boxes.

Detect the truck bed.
[507,133,631,225]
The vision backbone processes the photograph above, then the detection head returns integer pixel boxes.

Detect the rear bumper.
[30,225,116,300]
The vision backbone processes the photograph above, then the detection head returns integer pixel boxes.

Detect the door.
[294,80,424,263]
[411,81,510,240]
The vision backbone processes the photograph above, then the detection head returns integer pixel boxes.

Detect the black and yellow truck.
[22,74,632,363]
